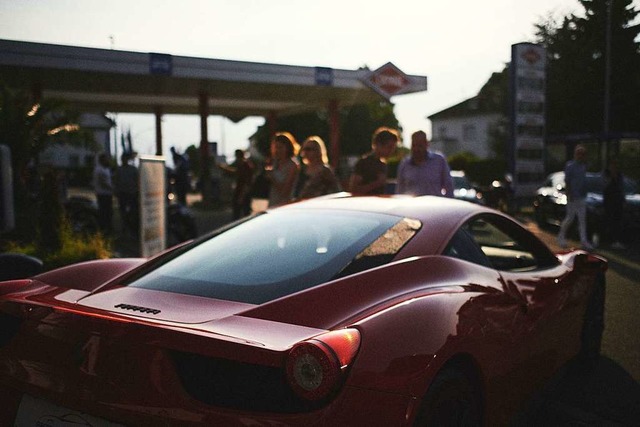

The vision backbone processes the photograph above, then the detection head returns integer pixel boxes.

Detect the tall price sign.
[509,43,547,198]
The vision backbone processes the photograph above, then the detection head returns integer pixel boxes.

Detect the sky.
[0,0,586,160]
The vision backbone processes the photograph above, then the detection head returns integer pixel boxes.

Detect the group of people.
[248,127,454,212]
[557,144,627,250]
[92,151,139,235]
[94,127,455,231]
[92,132,630,254]
[263,132,342,208]
[349,127,454,198]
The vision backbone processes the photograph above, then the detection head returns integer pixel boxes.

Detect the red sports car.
[0,195,607,426]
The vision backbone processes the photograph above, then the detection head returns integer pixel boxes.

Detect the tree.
[535,0,640,136]
[251,101,401,159]
[339,101,401,156]
[0,84,90,189]
[0,82,88,242]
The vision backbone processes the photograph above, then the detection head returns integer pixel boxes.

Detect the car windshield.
[127,209,420,304]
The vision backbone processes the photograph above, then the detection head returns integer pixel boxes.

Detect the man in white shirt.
[396,131,454,197]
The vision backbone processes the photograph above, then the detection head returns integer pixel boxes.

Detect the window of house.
[438,126,448,139]
[463,124,477,142]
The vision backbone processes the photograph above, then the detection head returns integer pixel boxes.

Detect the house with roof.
[427,71,508,160]
[40,113,114,169]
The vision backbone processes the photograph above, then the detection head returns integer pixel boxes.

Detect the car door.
[464,214,584,375]
[442,214,571,415]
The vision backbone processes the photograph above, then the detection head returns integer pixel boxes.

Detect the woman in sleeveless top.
[296,136,340,200]
[266,132,300,207]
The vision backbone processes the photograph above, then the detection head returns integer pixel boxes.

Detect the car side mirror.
[0,252,44,281]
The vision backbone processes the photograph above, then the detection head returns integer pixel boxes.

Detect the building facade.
[428,96,504,160]
[39,113,114,169]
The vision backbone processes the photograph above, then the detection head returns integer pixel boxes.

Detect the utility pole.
[603,0,613,164]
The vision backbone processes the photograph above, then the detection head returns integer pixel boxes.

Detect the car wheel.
[579,271,605,368]
[413,366,482,427]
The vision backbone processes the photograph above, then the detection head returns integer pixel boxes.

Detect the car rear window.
[127,209,420,304]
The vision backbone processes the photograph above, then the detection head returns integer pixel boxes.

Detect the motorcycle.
[167,199,198,245]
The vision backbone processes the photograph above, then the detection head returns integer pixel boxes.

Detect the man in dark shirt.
[349,127,399,195]
[219,149,254,219]
[114,152,139,234]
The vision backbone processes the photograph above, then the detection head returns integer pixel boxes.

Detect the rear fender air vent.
[114,303,161,315]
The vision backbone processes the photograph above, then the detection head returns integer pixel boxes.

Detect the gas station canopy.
[0,39,427,122]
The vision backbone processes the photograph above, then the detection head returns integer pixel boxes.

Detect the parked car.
[0,195,607,426]
[0,252,43,281]
[451,170,485,204]
[533,171,640,244]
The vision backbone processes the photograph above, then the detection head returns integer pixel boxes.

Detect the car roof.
[281,194,481,220]
[278,194,494,254]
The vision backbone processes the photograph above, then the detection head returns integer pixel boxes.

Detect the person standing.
[219,149,255,219]
[296,136,340,199]
[557,144,593,249]
[266,132,300,207]
[396,130,454,197]
[603,158,626,249]
[349,127,399,195]
[170,146,190,206]
[114,152,139,235]
[93,152,113,235]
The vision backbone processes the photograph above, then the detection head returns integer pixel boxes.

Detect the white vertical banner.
[139,156,166,257]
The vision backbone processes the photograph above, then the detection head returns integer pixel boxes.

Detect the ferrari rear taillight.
[285,328,360,401]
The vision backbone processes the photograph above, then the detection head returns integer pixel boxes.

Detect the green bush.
[448,151,479,172]
[4,220,112,272]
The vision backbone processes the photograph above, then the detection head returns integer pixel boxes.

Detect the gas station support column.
[267,111,278,137]
[30,82,42,104]
[199,92,213,205]
[328,99,340,169]
[154,106,163,156]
